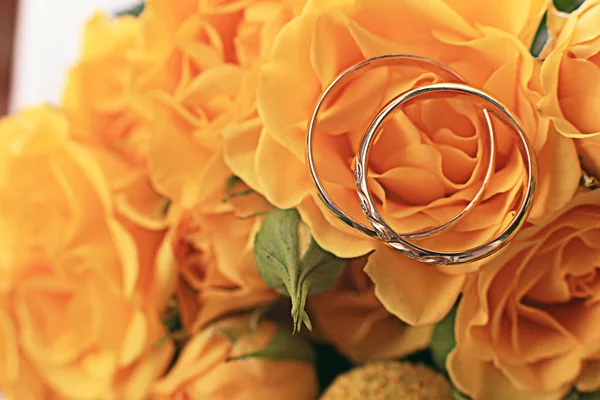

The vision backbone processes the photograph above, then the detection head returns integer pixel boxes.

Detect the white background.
[9,0,141,113]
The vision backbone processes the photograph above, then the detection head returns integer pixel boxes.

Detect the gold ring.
[354,82,537,265]
[306,54,496,241]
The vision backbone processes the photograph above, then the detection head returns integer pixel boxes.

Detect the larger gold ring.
[306,54,497,241]
[354,82,537,265]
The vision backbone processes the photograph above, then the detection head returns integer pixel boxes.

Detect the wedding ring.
[307,54,496,241]
[354,83,537,265]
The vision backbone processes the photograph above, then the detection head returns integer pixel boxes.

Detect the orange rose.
[225,0,581,325]
[152,315,319,399]
[223,1,305,192]
[63,12,168,231]
[139,3,242,210]
[0,107,173,400]
[308,256,433,363]
[123,0,230,211]
[170,181,278,331]
[138,0,305,329]
[141,0,296,66]
[442,0,549,47]
[141,0,305,210]
[233,0,307,66]
[448,189,600,400]
[539,0,600,179]
[63,13,175,309]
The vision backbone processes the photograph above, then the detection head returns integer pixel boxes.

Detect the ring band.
[307,54,496,241]
[354,83,537,265]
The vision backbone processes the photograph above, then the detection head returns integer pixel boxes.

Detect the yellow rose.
[225,0,581,325]
[139,0,243,210]
[448,189,600,400]
[63,12,168,231]
[141,0,305,211]
[441,0,549,48]
[233,0,307,65]
[307,255,433,363]
[0,107,173,400]
[198,0,307,64]
[169,182,278,331]
[152,315,319,399]
[139,1,304,327]
[141,0,297,66]
[141,0,239,67]
[539,0,600,179]
[223,1,305,191]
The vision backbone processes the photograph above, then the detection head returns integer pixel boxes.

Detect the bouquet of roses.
[1,0,599,399]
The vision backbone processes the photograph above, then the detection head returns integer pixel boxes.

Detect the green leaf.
[217,326,244,343]
[581,168,600,190]
[299,235,348,295]
[254,208,346,333]
[115,2,145,17]
[161,199,172,216]
[531,0,586,57]
[254,209,301,296]
[554,0,586,13]
[223,176,252,203]
[561,388,600,399]
[451,388,470,400]
[161,297,182,333]
[227,325,316,364]
[431,302,458,372]
[581,391,600,400]
[530,13,548,57]
[564,390,581,400]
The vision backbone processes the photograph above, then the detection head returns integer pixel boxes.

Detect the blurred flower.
[539,0,600,179]
[152,315,319,400]
[132,0,235,211]
[233,0,305,66]
[308,256,433,363]
[0,107,173,400]
[63,12,168,231]
[321,361,451,400]
[140,0,306,212]
[137,0,305,330]
[63,13,175,309]
[448,190,600,400]
[169,181,278,332]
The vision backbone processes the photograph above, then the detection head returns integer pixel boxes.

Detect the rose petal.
[448,345,571,400]
[257,15,321,152]
[364,245,465,325]
[297,196,374,258]
[255,129,314,208]
[440,0,547,46]
[577,360,600,392]
[529,128,580,221]
[223,117,263,191]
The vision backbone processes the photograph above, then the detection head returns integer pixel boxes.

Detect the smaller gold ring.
[355,82,537,265]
